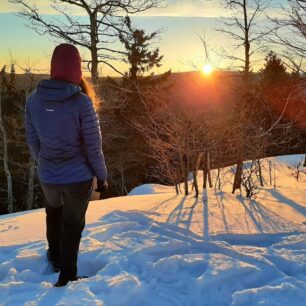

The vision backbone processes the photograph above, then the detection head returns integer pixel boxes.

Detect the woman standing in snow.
[25,43,108,287]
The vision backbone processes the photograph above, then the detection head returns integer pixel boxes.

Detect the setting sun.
[202,63,213,75]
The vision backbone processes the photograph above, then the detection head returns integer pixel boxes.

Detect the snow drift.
[0,155,305,305]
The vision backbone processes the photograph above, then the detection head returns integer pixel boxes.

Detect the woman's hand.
[95,179,108,193]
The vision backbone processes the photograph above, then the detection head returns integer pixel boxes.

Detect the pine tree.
[102,17,171,196]
[118,16,171,113]
[260,51,288,86]
[258,51,297,158]
[119,16,163,82]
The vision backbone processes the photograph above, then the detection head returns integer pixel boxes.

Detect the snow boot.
[47,250,60,273]
[54,275,88,287]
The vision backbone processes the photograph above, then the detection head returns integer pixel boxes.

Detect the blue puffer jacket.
[25,79,107,184]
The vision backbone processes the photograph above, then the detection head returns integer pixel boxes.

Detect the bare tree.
[218,0,274,194]
[270,0,306,61]
[292,160,303,181]
[133,107,181,194]
[241,160,262,198]
[269,0,306,118]
[202,150,213,190]
[0,68,14,213]
[257,159,264,186]
[23,70,37,210]
[219,0,272,75]
[213,166,235,191]
[133,103,194,196]
[11,0,162,83]
[267,159,278,188]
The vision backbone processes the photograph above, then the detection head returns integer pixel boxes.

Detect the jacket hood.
[51,43,82,85]
[36,79,81,102]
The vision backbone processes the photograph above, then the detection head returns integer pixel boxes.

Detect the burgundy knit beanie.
[50,43,82,85]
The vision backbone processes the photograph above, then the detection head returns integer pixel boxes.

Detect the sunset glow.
[202,63,213,75]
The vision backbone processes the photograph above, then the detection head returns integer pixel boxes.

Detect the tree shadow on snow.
[166,196,187,225]
[215,191,230,234]
[184,197,201,232]
[149,195,179,213]
[236,196,300,233]
[203,190,209,240]
[267,189,306,217]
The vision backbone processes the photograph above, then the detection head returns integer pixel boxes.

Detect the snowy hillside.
[0,155,305,305]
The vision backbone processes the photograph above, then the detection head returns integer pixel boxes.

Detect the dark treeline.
[1,0,305,214]
[0,51,305,214]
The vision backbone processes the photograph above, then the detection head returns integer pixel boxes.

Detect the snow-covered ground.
[0,155,305,305]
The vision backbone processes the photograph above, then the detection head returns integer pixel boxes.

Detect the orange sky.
[0,0,285,76]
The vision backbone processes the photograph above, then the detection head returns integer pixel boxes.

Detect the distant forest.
[1,0,305,214]
[0,53,305,214]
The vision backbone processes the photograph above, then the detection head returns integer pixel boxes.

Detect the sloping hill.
[0,155,305,305]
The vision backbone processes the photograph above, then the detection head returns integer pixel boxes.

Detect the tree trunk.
[268,160,273,186]
[273,166,276,188]
[25,158,35,210]
[0,85,14,213]
[179,150,188,196]
[203,169,208,189]
[243,0,250,80]
[232,161,243,194]
[193,153,203,195]
[91,50,99,85]
[119,155,127,196]
[193,171,199,198]
[203,151,207,189]
[304,155,306,167]
[184,179,189,196]
[175,184,179,195]
[257,159,264,187]
[203,150,212,189]
[90,12,99,84]
[215,168,221,190]
[207,151,213,188]
[185,128,190,196]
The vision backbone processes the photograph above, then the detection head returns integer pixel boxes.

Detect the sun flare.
[202,63,213,75]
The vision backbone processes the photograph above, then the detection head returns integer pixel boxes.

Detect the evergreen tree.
[257,51,297,157]
[102,17,171,196]
[260,51,288,86]
[12,0,161,84]
[119,16,163,82]
[118,16,171,113]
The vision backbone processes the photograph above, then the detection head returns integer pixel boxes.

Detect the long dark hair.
[79,77,100,111]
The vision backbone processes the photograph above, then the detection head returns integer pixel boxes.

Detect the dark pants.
[41,179,93,280]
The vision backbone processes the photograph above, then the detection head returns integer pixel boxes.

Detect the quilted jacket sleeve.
[80,96,108,180]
